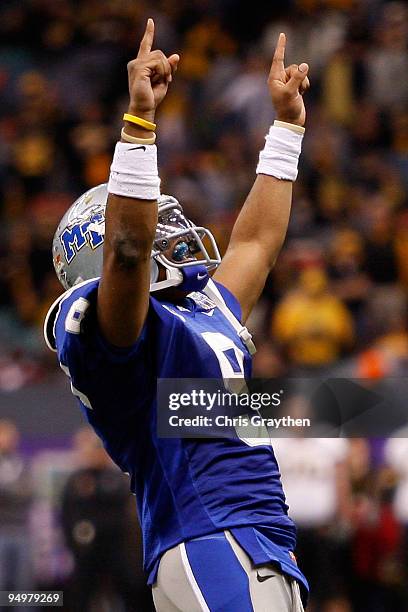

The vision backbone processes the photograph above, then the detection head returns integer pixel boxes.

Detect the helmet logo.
[53,186,221,292]
[60,213,105,264]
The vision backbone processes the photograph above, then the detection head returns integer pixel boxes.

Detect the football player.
[45,19,310,612]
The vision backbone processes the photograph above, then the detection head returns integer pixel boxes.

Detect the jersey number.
[201,332,245,393]
[201,332,270,447]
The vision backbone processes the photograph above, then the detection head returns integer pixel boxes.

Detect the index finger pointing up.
[138,18,154,57]
[271,32,286,74]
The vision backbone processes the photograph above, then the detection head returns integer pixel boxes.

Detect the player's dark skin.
[98,19,309,347]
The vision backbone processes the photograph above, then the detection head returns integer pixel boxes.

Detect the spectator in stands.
[61,427,153,612]
[272,266,354,370]
[0,419,33,596]
[384,432,408,583]
[273,396,352,608]
[327,228,371,320]
[350,438,406,611]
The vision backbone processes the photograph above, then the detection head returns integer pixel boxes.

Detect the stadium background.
[0,0,408,610]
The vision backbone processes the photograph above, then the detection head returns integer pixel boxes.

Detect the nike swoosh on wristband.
[128,146,146,151]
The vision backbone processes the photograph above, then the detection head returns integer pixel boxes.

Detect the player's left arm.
[213,34,309,323]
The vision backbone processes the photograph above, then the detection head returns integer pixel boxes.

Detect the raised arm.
[97,19,179,347]
[214,34,309,323]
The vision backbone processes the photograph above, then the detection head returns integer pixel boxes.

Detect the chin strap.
[150,263,209,293]
[150,268,183,292]
[150,267,256,356]
[179,265,209,292]
[203,279,257,356]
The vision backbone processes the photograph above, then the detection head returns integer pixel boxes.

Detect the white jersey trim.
[43,277,99,352]
[60,363,93,410]
[179,543,210,612]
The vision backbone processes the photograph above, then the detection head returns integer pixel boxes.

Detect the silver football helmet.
[52,183,221,293]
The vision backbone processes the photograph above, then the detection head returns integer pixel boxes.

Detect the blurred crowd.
[0,0,408,610]
[1,419,408,612]
[0,420,152,612]
[0,0,407,381]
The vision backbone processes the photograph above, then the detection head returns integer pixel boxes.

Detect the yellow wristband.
[123,113,156,131]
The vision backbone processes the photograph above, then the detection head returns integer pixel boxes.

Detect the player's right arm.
[97,19,179,347]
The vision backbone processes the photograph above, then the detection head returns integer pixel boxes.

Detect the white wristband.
[108,141,160,200]
[256,121,304,181]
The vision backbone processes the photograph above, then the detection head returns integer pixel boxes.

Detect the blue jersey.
[48,278,308,595]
